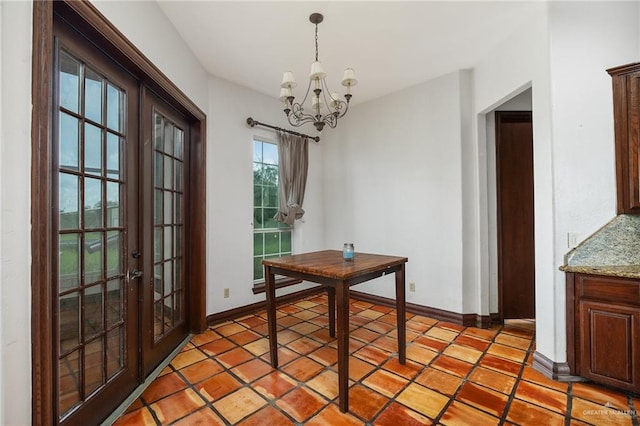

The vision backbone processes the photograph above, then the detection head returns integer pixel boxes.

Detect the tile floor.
[114,294,639,425]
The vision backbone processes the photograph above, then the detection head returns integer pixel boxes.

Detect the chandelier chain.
[315,23,319,62]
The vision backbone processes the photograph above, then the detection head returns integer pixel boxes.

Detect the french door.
[52,12,192,425]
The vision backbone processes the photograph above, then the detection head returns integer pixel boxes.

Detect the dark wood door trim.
[31,1,207,424]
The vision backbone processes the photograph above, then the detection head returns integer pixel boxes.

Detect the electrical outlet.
[567,232,579,248]
[409,282,416,292]
[223,288,230,298]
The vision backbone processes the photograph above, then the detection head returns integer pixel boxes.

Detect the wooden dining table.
[262,250,408,413]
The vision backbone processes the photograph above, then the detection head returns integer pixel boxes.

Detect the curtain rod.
[246,117,320,143]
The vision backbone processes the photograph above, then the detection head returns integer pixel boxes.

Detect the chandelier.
[279,13,357,133]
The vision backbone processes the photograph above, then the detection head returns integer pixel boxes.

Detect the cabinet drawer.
[578,275,640,305]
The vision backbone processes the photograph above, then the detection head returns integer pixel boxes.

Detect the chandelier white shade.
[280,13,357,133]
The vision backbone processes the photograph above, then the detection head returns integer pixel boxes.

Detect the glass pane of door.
[57,50,127,418]
[152,112,185,341]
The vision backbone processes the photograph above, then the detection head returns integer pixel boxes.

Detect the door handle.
[130,269,143,279]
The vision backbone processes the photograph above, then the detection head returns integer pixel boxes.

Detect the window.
[253,139,292,282]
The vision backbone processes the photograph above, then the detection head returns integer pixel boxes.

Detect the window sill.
[252,277,302,294]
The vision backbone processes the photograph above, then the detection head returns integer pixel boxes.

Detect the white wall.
[1,1,33,424]
[548,1,639,361]
[207,76,325,314]
[325,72,466,313]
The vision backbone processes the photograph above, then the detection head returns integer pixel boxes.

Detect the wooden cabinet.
[566,273,640,392]
[608,63,640,214]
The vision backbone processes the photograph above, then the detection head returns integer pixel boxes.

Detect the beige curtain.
[274,131,309,226]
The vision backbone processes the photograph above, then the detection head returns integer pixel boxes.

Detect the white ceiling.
[157,1,541,105]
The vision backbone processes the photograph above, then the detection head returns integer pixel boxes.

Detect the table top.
[262,250,407,280]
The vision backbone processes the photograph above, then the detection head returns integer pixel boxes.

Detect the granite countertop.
[561,214,640,279]
[560,264,640,279]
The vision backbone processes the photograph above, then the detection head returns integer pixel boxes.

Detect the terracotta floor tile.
[293,309,320,321]
[276,386,326,423]
[571,382,631,410]
[439,321,466,332]
[276,329,302,345]
[228,329,261,346]
[243,337,270,356]
[213,322,247,337]
[197,371,242,401]
[396,382,449,419]
[372,335,400,353]
[454,334,490,352]
[214,387,268,424]
[415,367,463,396]
[354,345,391,365]
[468,366,516,395]
[456,382,509,417]
[278,315,303,327]
[237,315,267,329]
[289,321,321,335]
[113,297,637,426]
[494,332,532,350]
[294,300,317,309]
[281,356,324,382]
[307,370,340,400]
[506,398,565,426]
[520,366,568,393]
[190,329,221,347]
[141,372,187,403]
[348,384,389,420]
[231,358,273,383]
[374,401,431,426]
[362,369,409,398]
[306,403,365,426]
[443,343,483,364]
[237,405,295,426]
[288,336,323,355]
[170,348,207,370]
[381,358,422,380]
[149,388,206,424]
[378,313,398,325]
[348,357,377,381]
[486,342,527,363]
[179,358,224,384]
[309,346,338,366]
[462,327,498,341]
[426,327,459,342]
[172,407,225,426]
[501,324,535,339]
[440,400,500,426]
[252,370,297,399]
[199,338,236,356]
[260,346,299,367]
[216,347,254,368]
[514,380,567,414]
[404,344,436,366]
[363,320,395,334]
[479,353,522,376]
[414,335,449,352]
[112,407,156,426]
[431,355,474,378]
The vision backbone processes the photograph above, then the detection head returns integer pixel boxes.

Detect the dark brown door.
[496,111,535,319]
[54,19,141,425]
[140,88,191,376]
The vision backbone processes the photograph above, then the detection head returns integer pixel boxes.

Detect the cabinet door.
[579,300,640,392]
[609,64,640,214]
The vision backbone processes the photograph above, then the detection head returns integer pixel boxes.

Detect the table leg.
[395,264,406,364]
[327,286,336,337]
[265,265,278,368]
[336,280,350,412]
